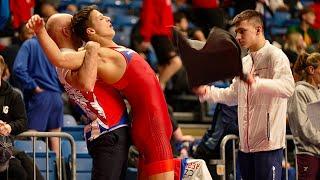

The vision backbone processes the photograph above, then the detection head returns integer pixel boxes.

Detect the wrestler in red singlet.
[110,46,174,176]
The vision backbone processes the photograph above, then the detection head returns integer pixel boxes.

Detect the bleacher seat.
[63,114,78,127]
[126,167,138,180]
[77,0,102,7]
[14,140,56,179]
[62,140,92,180]
[62,125,85,141]
[113,15,139,27]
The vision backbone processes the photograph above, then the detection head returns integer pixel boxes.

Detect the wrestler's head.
[232,10,264,50]
[71,5,115,42]
[46,13,83,49]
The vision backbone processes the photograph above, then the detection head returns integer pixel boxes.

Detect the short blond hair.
[232,10,264,29]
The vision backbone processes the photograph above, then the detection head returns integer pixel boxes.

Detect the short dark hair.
[299,7,314,20]
[232,10,264,29]
[174,12,186,23]
[71,5,97,42]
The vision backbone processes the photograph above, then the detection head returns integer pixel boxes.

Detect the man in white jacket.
[194,10,295,180]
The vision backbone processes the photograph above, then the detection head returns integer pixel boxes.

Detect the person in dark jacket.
[193,103,239,178]
[0,55,26,137]
[0,55,43,180]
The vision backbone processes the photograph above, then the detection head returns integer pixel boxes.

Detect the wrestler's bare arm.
[65,41,100,91]
[27,15,85,70]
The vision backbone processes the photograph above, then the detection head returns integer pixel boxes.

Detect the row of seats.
[59,0,142,11]
[14,114,137,179]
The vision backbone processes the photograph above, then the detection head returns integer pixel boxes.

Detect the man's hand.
[192,85,209,96]
[0,120,12,136]
[84,41,101,51]
[246,66,256,86]
[34,86,44,94]
[26,15,45,34]
[246,72,256,85]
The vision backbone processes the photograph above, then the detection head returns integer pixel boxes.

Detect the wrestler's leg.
[132,124,174,179]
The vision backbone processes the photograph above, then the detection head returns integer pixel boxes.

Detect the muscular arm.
[27,15,85,70]
[64,42,100,91]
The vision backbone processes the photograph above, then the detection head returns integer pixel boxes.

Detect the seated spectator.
[0,55,43,180]
[287,7,320,49]
[283,32,306,68]
[173,11,206,41]
[168,105,195,158]
[1,23,34,88]
[287,52,320,180]
[193,103,238,178]
[292,52,309,81]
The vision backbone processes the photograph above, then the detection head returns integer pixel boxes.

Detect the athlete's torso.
[110,47,169,121]
[57,49,128,141]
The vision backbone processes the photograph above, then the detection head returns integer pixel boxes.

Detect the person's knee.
[8,159,28,180]
[170,56,182,69]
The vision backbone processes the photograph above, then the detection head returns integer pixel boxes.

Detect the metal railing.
[17,132,76,180]
[210,135,297,180]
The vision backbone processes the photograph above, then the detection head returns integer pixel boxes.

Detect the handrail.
[209,134,296,180]
[17,131,76,180]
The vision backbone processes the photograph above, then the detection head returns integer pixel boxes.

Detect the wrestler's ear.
[62,27,70,37]
[86,27,95,35]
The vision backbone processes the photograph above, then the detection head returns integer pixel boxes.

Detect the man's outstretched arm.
[27,15,85,70]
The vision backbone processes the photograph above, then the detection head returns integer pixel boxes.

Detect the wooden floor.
[179,123,210,138]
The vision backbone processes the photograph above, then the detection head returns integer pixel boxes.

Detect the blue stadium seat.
[63,114,78,127]
[62,140,92,180]
[14,140,56,179]
[112,15,139,28]
[62,125,85,141]
[126,167,138,180]
[76,0,102,7]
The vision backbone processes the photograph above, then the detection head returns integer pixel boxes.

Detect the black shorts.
[151,35,178,65]
[87,127,129,180]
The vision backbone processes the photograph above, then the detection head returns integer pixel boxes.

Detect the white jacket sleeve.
[251,50,295,98]
[199,78,239,106]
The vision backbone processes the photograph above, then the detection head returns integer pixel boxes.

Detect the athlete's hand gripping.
[85,41,101,52]
[26,15,45,34]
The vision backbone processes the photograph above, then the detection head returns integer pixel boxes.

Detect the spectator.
[193,103,238,178]
[140,0,183,90]
[1,23,34,88]
[292,52,309,81]
[176,0,225,37]
[193,10,295,180]
[287,7,320,48]
[13,36,64,157]
[287,52,320,180]
[173,11,206,41]
[0,55,43,180]
[283,32,306,68]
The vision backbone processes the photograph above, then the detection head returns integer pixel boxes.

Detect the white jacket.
[201,41,295,152]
